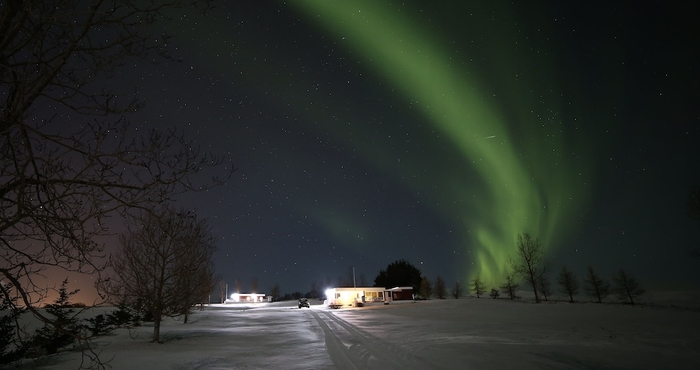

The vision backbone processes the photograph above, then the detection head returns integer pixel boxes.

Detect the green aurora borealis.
[290,1,593,285]
[132,0,700,292]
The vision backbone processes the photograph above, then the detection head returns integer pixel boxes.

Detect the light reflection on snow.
[21,297,700,370]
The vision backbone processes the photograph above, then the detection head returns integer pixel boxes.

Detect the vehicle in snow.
[298,298,310,308]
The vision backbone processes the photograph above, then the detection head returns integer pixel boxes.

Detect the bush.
[106,300,142,328]
[28,280,80,356]
[84,314,114,337]
[489,288,500,299]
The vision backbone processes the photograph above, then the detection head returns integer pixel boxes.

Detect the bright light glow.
[231,293,239,302]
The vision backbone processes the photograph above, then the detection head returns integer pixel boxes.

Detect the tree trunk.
[153,314,162,343]
[529,271,540,303]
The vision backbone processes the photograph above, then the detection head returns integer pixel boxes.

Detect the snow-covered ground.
[11,295,700,369]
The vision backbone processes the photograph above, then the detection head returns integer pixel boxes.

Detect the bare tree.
[556,266,580,303]
[470,273,487,298]
[235,280,242,294]
[219,281,227,304]
[451,281,463,299]
[612,269,645,305]
[434,276,447,299]
[270,283,281,302]
[251,277,259,294]
[335,267,356,287]
[500,273,519,300]
[537,275,552,302]
[1,0,224,366]
[111,205,217,343]
[359,273,368,287]
[583,266,610,303]
[173,214,216,322]
[509,233,549,302]
[308,281,320,298]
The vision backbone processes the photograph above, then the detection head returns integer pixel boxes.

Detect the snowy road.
[310,310,438,370]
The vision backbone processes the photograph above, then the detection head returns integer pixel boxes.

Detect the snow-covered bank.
[10,297,700,369]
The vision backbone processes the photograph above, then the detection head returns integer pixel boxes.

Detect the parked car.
[298,298,310,308]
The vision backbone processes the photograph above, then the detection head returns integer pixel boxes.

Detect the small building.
[387,286,414,301]
[325,287,387,308]
[227,293,267,303]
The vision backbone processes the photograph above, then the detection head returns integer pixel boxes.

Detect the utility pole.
[353,266,357,306]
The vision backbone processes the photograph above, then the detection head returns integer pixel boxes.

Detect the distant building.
[226,293,269,303]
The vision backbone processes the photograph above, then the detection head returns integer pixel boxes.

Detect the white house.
[324,287,388,308]
[227,293,269,303]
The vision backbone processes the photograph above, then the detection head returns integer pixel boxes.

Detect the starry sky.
[100,0,698,297]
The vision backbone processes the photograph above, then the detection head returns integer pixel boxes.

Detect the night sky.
[99,1,698,297]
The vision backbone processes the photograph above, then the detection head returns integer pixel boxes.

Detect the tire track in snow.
[311,311,361,370]
[310,310,439,370]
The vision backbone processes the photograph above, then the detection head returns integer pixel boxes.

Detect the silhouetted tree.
[489,288,500,299]
[500,274,520,300]
[583,266,610,303]
[0,283,25,365]
[557,266,580,303]
[419,277,433,299]
[104,299,141,329]
[235,280,242,294]
[308,282,320,299]
[173,216,217,323]
[270,284,281,301]
[452,281,463,299]
[470,274,487,298]
[219,281,228,303]
[1,1,226,366]
[30,280,80,356]
[359,273,368,286]
[434,276,447,299]
[111,205,217,342]
[509,233,549,302]
[612,269,645,305]
[537,275,552,301]
[374,259,423,291]
[338,267,357,287]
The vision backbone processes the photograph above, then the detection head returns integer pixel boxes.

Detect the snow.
[11,296,700,369]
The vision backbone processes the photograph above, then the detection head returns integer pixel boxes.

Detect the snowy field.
[11,295,700,370]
